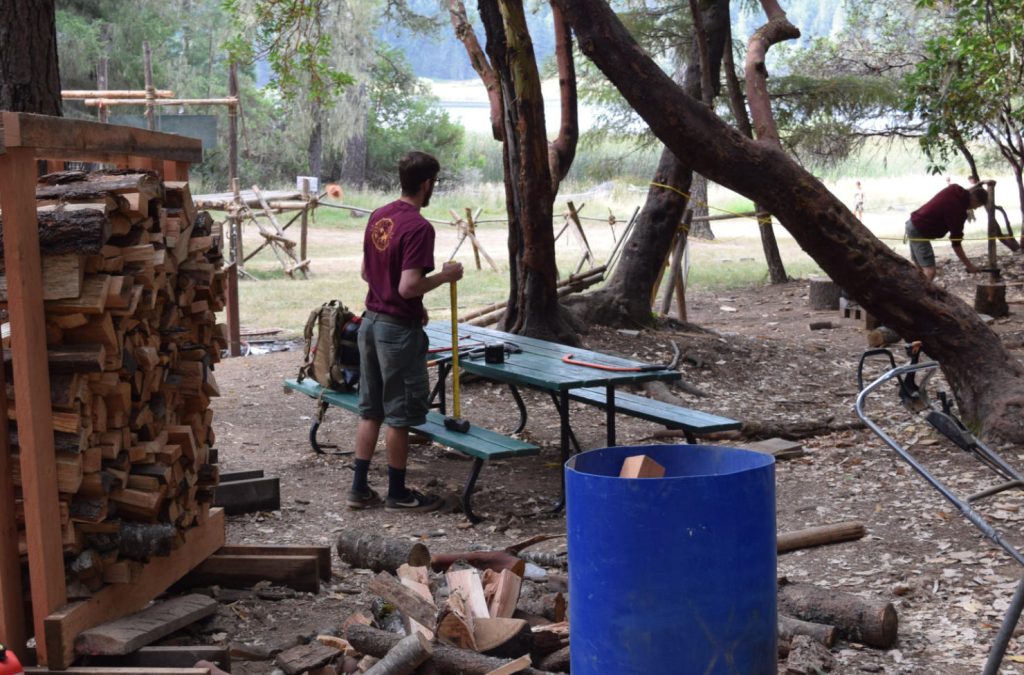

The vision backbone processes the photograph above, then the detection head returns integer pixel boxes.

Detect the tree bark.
[547,1,578,193]
[0,0,61,115]
[450,0,504,141]
[0,210,110,259]
[777,581,897,648]
[336,531,431,573]
[363,632,432,675]
[481,0,576,344]
[308,99,324,182]
[566,0,730,329]
[556,0,1024,443]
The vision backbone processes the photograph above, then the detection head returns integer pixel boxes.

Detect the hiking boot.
[346,486,381,509]
[385,489,443,513]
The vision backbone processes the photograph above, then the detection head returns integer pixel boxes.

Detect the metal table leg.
[549,389,570,513]
[309,399,330,454]
[508,384,528,435]
[461,458,485,524]
[606,383,617,446]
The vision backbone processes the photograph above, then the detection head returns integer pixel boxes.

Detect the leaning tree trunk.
[689,175,713,239]
[480,0,576,343]
[566,0,730,329]
[557,0,1024,443]
[0,0,62,115]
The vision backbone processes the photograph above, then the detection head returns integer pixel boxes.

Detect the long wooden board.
[182,554,319,593]
[75,594,218,656]
[215,544,331,581]
[43,508,225,669]
[0,112,203,164]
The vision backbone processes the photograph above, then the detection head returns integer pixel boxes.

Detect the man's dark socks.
[388,466,408,500]
[352,458,371,492]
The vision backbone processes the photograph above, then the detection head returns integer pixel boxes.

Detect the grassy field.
[230,171,1015,338]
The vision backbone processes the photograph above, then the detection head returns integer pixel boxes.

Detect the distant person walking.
[905,183,988,282]
[853,181,865,221]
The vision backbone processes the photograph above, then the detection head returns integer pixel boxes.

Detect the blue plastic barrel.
[566,444,777,674]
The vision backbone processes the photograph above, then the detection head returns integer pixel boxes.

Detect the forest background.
[51,0,1021,332]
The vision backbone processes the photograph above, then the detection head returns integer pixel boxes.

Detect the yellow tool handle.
[450,281,461,419]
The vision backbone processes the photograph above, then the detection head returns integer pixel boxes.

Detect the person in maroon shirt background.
[905,182,988,282]
[348,151,464,512]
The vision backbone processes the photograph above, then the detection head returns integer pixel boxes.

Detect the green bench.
[284,378,539,522]
[567,387,742,444]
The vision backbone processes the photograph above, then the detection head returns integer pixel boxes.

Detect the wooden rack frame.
[0,112,225,669]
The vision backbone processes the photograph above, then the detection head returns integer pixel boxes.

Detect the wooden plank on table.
[0,112,203,164]
[0,147,67,661]
[43,508,226,669]
[212,476,280,515]
[215,545,331,581]
[182,554,319,593]
[75,594,218,656]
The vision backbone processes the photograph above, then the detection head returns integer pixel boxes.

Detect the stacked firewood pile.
[3,169,226,596]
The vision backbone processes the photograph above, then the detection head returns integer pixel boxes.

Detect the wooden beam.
[182,554,319,593]
[26,669,213,674]
[215,545,331,581]
[0,342,26,661]
[223,262,240,357]
[211,476,280,514]
[75,594,218,656]
[82,98,238,108]
[0,112,202,164]
[62,90,176,99]
[78,645,229,671]
[43,509,225,669]
[0,146,68,661]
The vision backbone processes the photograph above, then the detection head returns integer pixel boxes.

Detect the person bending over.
[905,183,987,282]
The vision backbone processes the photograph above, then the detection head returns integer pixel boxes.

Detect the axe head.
[444,416,471,433]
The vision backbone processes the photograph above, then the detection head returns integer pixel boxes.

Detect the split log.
[778,613,836,656]
[432,551,525,576]
[447,568,490,619]
[473,617,533,658]
[0,208,110,259]
[515,592,565,623]
[537,646,569,673]
[363,633,433,675]
[486,654,534,675]
[347,625,559,675]
[777,581,897,648]
[338,531,431,573]
[784,635,835,675]
[807,277,841,310]
[487,569,523,619]
[777,521,866,554]
[118,522,176,561]
[367,572,438,629]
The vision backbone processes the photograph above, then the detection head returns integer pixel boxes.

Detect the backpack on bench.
[297,300,361,391]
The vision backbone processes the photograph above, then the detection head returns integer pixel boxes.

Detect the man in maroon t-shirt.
[905,183,987,282]
[348,151,463,513]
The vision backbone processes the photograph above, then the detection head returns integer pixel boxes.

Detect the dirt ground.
[184,252,1024,674]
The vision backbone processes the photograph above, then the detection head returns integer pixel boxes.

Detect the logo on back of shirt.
[371,217,395,252]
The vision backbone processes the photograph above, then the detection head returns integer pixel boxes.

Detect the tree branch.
[547,0,578,194]
[449,0,504,140]
[744,0,800,144]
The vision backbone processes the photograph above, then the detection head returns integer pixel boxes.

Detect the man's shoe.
[385,489,442,513]
[347,486,381,509]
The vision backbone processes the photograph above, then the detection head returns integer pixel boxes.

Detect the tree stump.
[808,277,841,310]
[975,282,1008,318]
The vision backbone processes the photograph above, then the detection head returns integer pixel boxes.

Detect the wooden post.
[0,147,68,662]
[0,343,26,660]
[231,178,244,267]
[465,207,481,270]
[143,42,156,131]
[985,181,997,276]
[227,63,239,190]
[224,262,241,358]
[300,178,310,263]
[96,56,109,123]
